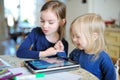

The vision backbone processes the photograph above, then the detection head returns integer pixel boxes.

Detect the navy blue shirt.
[17,27,68,59]
[69,48,116,80]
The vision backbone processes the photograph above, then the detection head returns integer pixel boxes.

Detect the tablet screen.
[25,58,77,70]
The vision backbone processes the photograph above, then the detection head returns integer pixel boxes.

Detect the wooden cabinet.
[104,28,120,58]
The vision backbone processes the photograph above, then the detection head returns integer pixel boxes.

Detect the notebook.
[24,57,79,74]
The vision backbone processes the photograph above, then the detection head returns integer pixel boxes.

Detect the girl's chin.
[78,46,83,50]
[43,32,49,35]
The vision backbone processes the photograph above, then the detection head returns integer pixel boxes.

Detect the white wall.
[65,0,120,54]
[66,0,88,54]
[88,0,120,25]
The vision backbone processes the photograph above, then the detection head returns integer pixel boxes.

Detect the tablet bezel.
[24,58,79,74]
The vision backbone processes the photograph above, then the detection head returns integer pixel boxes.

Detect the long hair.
[41,0,66,40]
[70,13,106,55]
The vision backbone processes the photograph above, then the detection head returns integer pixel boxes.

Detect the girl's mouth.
[43,30,48,33]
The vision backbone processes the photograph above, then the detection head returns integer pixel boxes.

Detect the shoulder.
[61,38,68,45]
[71,48,81,53]
[31,27,43,33]
[69,48,83,63]
[27,27,44,39]
[30,27,44,36]
[98,51,114,67]
[69,48,82,57]
[98,51,116,80]
[99,51,111,61]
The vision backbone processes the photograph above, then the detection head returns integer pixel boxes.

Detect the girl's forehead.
[40,10,57,20]
[72,26,80,34]
[72,22,87,35]
[72,23,81,31]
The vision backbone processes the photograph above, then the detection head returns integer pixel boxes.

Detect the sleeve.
[101,54,116,80]
[57,39,68,58]
[16,27,40,59]
[69,48,80,64]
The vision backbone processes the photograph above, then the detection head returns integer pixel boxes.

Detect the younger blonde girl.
[69,13,116,80]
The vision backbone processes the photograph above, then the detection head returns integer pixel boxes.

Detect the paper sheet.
[9,67,81,80]
[0,58,11,69]
[9,67,31,75]
[45,72,81,80]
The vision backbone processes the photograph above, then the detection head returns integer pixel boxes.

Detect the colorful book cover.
[0,69,13,79]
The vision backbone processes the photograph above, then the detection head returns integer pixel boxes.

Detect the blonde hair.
[70,13,106,55]
[41,0,66,40]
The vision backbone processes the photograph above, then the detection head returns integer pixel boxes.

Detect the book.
[0,69,13,79]
[0,68,24,80]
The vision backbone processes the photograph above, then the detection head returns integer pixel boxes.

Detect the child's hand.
[39,41,64,57]
[54,41,64,52]
[40,47,57,57]
[45,47,58,55]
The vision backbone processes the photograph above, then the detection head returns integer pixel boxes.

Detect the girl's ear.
[62,19,66,25]
[60,18,66,27]
[93,32,98,41]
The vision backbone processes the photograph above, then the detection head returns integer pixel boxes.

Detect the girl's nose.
[42,22,48,28]
[73,37,77,43]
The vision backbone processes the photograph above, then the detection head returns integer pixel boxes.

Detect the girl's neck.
[85,50,95,55]
[46,33,59,43]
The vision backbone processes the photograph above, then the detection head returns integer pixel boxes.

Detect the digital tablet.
[24,57,79,74]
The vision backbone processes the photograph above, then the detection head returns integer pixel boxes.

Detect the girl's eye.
[49,22,54,24]
[40,20,44,23]
[49,21,54,24]
[76,36,79,38]
[76,35,80,38]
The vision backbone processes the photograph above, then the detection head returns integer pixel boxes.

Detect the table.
[0,55,98,80]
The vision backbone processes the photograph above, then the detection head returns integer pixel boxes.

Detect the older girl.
[17,1,68,59]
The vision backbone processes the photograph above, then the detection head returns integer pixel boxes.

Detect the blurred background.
[0,0,120,57]
[0,0,53,56]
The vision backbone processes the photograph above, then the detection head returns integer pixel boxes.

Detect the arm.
[16,28,40,59]
[69,48,80,64]
[39,47,58,57]
[56,40,68,58]
[17,28,68,59]
[40,40,68,58]
[101,54,116,80]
